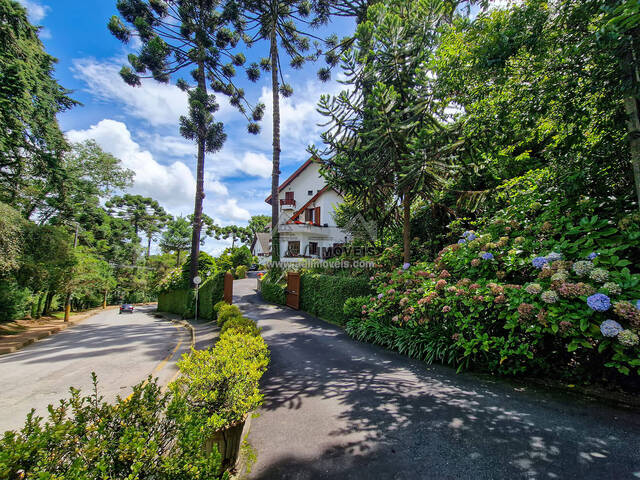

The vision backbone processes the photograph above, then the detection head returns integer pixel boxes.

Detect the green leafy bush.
[198,272,225,320]
[300,274,372,325]
[220,316,261,336]
[216,304,242,328]
[176,330,269,430]
[348,171,640,390]
[235,265,248,279]
[0,280,31,322]
[0,374,224,479]
[158,288,194,318]
[260,274,286,305]
[343,296,370,324]
[214,300,228,318]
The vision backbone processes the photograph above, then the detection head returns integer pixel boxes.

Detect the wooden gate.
[223,272,233,304]
[286,272,300,310]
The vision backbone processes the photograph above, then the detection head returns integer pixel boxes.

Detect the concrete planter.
[205,414,251,471]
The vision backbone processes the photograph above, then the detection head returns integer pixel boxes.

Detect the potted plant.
[174,330,269,471]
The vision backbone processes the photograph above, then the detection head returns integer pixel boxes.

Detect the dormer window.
[308,190,313,195]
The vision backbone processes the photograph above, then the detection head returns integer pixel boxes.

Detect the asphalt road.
[0,305,191,433]
[234,279,640,480]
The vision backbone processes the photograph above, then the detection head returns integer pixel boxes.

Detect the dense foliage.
[0,375,225,479]
[300,273,372,325]
[346,171,640,390]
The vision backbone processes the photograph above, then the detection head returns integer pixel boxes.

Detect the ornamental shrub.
[235,265,248,279]
[216,304,242,328]
[220,316,261,336]
[176,331,269,430]
[343,296,370,324]
[347,170,640,388]
[0,374,224,479]
[260,274,286,305]
[299,273,372,325]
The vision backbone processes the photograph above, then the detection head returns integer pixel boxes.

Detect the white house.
[257,157,349,263]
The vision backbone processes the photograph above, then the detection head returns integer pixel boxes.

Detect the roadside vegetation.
[254,0,640,392]
[0,308,268,479]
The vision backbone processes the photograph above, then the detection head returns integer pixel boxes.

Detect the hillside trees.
[109,0,265,286]
[316,0,459,263]
[433,0,635,210]
[237,0,335,262]
[160,216,193,266]
[0,0,76,208]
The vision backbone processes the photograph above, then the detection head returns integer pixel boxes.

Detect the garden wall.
[158,271,225,319]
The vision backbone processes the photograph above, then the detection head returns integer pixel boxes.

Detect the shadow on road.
[233,280,640,480]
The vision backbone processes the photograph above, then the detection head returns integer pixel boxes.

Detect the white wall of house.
[271,159,348,260]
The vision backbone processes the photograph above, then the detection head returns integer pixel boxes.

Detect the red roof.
[264,156,319,204]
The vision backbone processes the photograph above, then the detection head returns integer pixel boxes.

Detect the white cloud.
[66,119,196,210]
[18,0,49,23]
[71,58,191,128]
[250,78,344,164]
[139,133,272,180]
[239,152,272,178]
[214,198,251,222]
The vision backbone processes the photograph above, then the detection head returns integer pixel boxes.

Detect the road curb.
[153,312,196,351]
[0,306,119,356]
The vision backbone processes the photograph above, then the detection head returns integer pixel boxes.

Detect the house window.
[287,241,300,257]
[309,242,318,255]
[308,190,313,195]
[305,208,314,222]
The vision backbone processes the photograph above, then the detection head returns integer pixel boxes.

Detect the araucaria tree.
[235,0,331,262]
[316,0,458,263]
[109,0,264,286]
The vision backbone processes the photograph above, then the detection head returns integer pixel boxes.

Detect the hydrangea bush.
[345,170,640,388]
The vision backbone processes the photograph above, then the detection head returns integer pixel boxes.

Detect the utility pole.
[64,222,79,323]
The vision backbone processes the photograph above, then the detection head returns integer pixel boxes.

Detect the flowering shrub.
[344,177,640,387]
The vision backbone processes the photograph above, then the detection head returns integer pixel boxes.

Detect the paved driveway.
[0,305,190,433]
[234,278,640,480]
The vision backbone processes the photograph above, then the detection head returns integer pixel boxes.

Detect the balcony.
[280,198,296,209]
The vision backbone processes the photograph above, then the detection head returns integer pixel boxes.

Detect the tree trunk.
[43,291,53,316]
[146,234,152,259]
[63,292,71,322]
[231,233,236,249]
[35,293,44,319]
[625,96,640,210]
[270,32,281,263]
[176,249,181,267]
[189,61,207,287]
[402,194,411,264]
[103,290,108,309]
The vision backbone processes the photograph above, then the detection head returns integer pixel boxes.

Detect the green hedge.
[260,276,286,305]
[198,272,225,320]
[158,289,194,317]
[159,272,225,320]
[300,274,372,325]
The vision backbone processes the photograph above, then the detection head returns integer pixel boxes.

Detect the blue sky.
[18,0,355,254]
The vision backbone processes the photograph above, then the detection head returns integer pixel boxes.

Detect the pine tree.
[109,0,264,285]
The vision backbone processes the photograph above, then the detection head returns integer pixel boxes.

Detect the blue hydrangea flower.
[402,262,411,270]
[587,293,611,312]
[600,319,623,338]
[377,293,383,300]
[588,252,599,260]
[532,256,549,269]
[458,238,466,244]
[467,233,477,241]
[482,252,494,260]
[546,252,563,262]
[462,230,474,238]
[635,300,640,311]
